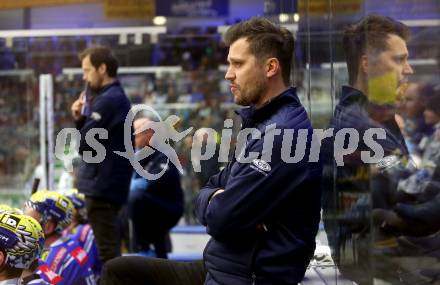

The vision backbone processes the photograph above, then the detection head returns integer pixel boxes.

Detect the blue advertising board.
[156,0,229,17]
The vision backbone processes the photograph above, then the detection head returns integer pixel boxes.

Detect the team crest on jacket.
[90,112,102,121]
[376,155,399,171]
[251,159,271,175]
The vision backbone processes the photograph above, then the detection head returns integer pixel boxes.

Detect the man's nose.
[403,62,414,75]
[225,68,235,81]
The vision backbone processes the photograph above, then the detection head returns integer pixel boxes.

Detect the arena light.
[153,16,167,26]
[279,13,289,23]
[293,13,300,22]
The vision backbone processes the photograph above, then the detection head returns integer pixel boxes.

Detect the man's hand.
[71,92,85,120]
[209,189,224,204]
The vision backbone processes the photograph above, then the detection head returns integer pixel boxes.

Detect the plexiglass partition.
[291,0,440,284]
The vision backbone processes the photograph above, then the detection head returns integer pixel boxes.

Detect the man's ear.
[98,63,107,76]
[265,57,280,79]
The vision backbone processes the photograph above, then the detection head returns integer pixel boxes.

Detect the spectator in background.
[70,46,132,264]
[127,117,184,258]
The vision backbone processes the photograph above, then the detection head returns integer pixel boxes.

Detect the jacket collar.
[340,86,409,155]
[340,85,368,107]
[137,147,166,165]
[95,80,120,96]
[236,87,299,122]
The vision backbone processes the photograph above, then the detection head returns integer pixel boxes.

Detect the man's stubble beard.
[235,75,268,107]
[89,76,104,93]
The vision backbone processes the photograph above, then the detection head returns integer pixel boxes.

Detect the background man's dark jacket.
[76,81,132,205]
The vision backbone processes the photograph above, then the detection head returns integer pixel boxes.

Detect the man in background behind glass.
[71,46,132,264]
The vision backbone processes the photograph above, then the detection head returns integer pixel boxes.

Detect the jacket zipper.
[249,241,259,285]
[250,224,268,285]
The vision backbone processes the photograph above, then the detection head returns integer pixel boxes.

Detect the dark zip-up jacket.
[195,87,322,284]
[76,80,133,205]
[130,150,184,216]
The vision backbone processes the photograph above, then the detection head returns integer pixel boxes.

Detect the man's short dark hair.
[79,46,119,77]
[343,14,410,86]
[224,17,295,86]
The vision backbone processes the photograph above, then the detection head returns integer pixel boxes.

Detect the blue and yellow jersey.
[36,236,95,285]
[63,223,101,277]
